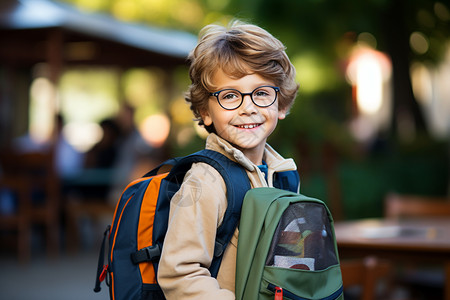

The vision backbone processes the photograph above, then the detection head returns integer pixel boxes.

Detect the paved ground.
[0,250,110,300]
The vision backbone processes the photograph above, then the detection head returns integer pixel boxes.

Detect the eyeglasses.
[209,86,280,110]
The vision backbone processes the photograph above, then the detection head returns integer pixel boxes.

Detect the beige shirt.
[157,133,297,299]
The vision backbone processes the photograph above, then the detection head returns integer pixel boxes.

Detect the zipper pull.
[274,286,283,300]
[99,265,108,282]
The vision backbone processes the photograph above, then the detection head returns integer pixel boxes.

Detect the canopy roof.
[0,0,198,68]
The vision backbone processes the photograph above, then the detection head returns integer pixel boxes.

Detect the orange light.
[140,114,171,148]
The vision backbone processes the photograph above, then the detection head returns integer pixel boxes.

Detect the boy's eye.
[254,88,271,98]
[221,91,240,101]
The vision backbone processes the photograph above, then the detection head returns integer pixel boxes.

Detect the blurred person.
[84,118,121,169]
[53,114,84,180]
[157,20,299,299]
[107,104,157,204]
[74,118,122,200]
[8,114,84,194]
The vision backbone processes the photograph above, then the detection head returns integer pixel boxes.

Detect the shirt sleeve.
[157,162,235,300]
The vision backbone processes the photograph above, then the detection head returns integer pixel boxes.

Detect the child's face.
[202,69,286,164]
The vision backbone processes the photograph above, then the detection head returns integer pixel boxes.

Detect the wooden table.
[334,218,450,300]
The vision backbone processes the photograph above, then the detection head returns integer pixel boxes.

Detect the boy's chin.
[231,139,266,152]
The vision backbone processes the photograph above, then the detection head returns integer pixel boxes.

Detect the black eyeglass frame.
[209,85,280,110]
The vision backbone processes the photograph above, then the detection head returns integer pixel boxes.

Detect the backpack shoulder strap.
[273,170,300,193]
[167,149,251,277]
[142,157,180,177]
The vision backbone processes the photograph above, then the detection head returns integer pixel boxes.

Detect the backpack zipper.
[267,283,343,300]
[274,286,283,300]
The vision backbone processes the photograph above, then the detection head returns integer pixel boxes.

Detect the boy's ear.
[201,110,213,126]
[278,109,287,120]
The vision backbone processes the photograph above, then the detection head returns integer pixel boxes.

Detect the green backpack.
[236,187,343,300]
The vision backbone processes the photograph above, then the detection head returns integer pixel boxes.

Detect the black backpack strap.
[167,149,251,277]
[94,225,110,293]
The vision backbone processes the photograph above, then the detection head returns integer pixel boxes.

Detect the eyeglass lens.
[216,86,278,110]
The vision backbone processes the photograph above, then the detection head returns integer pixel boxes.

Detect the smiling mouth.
[234,123,261,129]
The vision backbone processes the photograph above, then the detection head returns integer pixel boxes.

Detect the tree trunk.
[382,0,428,139]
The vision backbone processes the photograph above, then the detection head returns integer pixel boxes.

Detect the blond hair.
[186,20,299,130]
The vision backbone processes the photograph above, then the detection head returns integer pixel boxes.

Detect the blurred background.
[0,0,449,299]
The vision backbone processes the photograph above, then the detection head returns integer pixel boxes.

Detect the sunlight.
[111,0,140,21]
[411,62,433,105]
[64,121,103,152]
[140,114,171,148]
[171,1,204,29]
[410,32,429,55]
[75,0,108,12]
[29,77,56,144]
[346,46,391,115]
[346,44,392,142]
[141,0,170,24]
[122,68,158,108]
[356,57,383,114]
[411,43,450,139]
[58,68,119,152]
[59,68,119,123]
[357,32,377,49]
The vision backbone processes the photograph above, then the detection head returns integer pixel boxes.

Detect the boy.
[157,20,299,299]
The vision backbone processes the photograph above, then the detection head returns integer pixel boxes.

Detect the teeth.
[237,124,259,129]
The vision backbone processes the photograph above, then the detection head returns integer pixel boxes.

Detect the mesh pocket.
[265,202,338,271]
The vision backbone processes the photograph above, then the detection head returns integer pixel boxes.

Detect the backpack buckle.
[131,244,161,264]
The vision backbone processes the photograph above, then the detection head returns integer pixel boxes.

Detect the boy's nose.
[239,94,258,114]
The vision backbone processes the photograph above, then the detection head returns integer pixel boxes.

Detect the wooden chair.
[340,256,391,300]
[384,193,450,298]
[65,198,115,252]
[0,176,32,262]
[0,150,60,261]
[385,193,450,219]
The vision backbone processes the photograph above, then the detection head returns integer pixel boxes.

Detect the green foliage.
[57,0,450,219]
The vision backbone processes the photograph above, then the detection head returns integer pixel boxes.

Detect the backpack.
[94,149,299,300]
[235,187,343,300]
